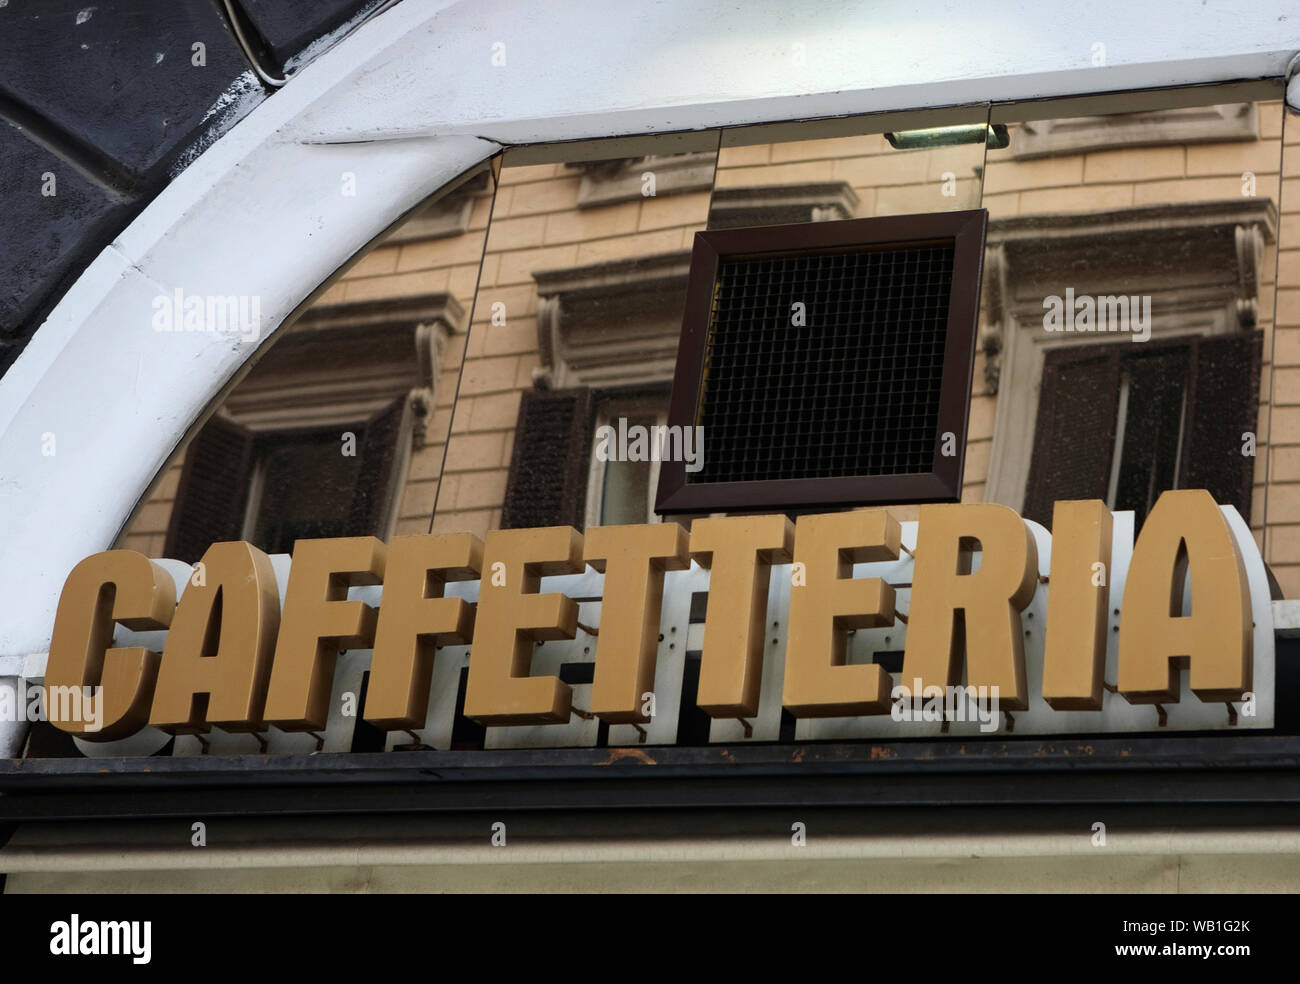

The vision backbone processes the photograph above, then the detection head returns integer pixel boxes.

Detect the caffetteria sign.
[43,489,1273,748]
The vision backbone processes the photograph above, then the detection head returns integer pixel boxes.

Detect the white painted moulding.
[5,829,1300,874]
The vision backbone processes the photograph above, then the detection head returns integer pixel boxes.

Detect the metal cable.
[221,0,287,88]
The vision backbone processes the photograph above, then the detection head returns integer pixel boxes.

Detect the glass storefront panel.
[81,85,1292,760]
[1270,99,1300,596]
[979,94,1284,552]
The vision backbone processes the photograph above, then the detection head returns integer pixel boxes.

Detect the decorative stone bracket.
[410,318,451,448]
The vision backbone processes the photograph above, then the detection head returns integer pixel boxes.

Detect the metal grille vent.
[695,243,953,484]
[657,210,986,513]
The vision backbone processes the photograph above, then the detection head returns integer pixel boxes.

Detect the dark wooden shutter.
[1179,330,1263,522]
[348,395,408,535]
[1022,346,1120,527]
[164,415,255,563]
[501,387,593,530]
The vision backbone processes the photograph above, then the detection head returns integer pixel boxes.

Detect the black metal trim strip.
[4,734,1300,821]
[4,770,1300,822]
[10,733,1300,783]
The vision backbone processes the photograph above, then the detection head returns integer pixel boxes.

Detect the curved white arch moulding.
[0,0,1296,757]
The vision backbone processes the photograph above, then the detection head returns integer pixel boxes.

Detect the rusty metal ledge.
[1,733,1300,821]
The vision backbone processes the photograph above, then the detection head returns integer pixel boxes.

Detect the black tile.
[0,0,259,182]
[0,117,133,335]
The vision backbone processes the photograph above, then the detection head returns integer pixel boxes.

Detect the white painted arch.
[0,1,1297,762]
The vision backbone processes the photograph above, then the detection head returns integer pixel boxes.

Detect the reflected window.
[1108,349,1188,524]
[165,398,407,562]
[1024,333,1261,528]
[587,397,668,527]
[983,197,1277,522]
[159,291,465,563]
[246,427,370,553]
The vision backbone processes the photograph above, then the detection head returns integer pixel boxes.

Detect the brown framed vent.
[655,209,987,513]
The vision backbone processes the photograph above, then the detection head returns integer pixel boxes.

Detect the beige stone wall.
[117,458,182,557]
[432,161,716,535]
[1266,108,1300,595]
[118,99,1300,596]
